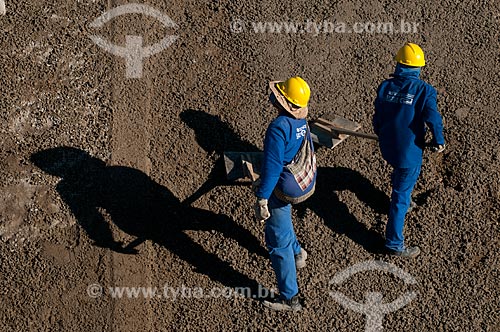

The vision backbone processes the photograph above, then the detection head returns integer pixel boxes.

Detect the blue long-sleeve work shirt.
[256,113,307,200]
[373,64,445,168]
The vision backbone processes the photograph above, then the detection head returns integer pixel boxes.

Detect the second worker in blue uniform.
[373,43,446,258]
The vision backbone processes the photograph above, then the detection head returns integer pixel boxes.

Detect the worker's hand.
[254,198,270,222]
[430,144,446,153]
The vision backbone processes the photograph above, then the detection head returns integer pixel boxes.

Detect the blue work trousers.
[386,166,421,251]
[264,194,302,300]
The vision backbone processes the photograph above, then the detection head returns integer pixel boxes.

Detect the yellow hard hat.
[275,76,311,108]
[394,43,426,67]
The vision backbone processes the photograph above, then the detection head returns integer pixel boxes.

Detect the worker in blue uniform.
[373,43,445,258]
[254,76,317,311]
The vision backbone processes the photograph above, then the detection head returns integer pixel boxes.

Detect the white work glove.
[431,144,446,153]
[254,198,270,222]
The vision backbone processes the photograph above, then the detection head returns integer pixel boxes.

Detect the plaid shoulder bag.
[273,124,317,204]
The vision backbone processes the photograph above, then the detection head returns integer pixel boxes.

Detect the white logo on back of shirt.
[385,91,415,105]
[296,125,307,139]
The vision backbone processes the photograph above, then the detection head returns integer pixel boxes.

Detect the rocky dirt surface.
[0,0,499,331]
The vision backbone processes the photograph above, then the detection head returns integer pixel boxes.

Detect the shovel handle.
[314,118,378,140]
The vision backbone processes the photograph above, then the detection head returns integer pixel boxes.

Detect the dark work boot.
[386,246,420,258]
[263,295,302,311]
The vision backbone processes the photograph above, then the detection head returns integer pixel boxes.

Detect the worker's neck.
[393,63,421,78]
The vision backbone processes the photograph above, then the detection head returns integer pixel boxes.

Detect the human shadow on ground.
[180,109,261,206]
[180,109,389,254]
[298,166,390,254]
[31,147,264,297]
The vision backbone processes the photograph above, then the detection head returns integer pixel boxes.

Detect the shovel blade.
[223,151,263,182]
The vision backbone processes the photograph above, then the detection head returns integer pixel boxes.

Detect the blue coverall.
[256,112,314,300]
[373,64,445,252]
